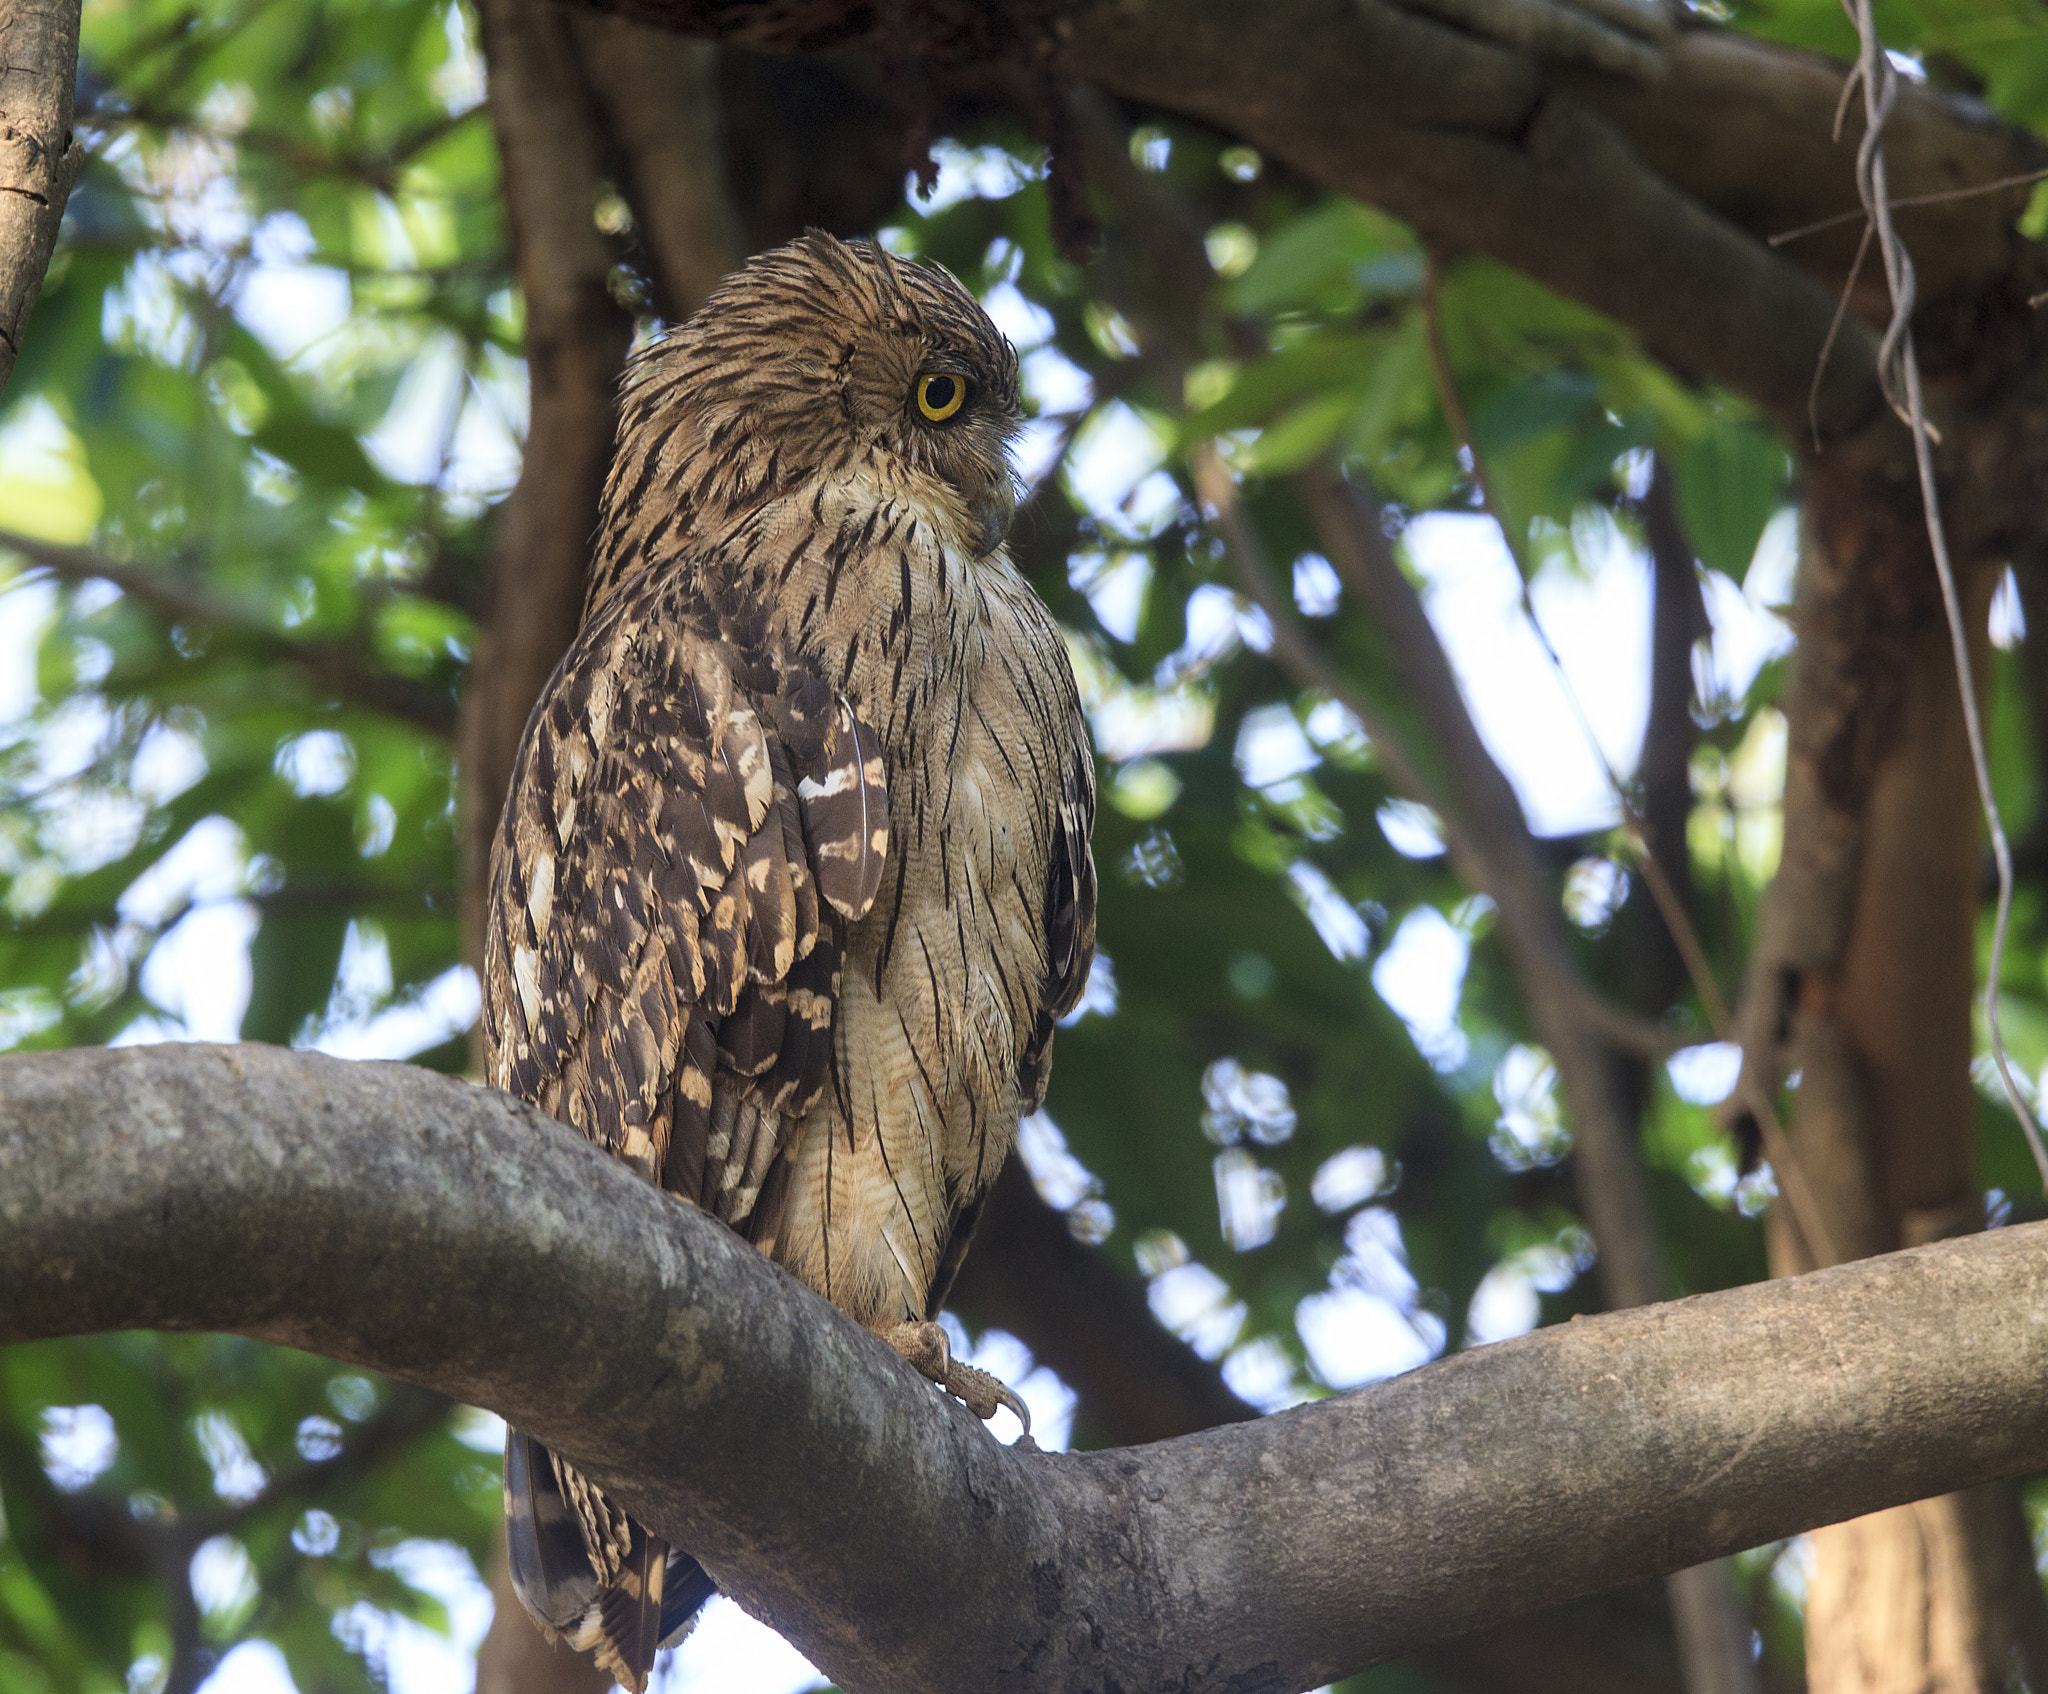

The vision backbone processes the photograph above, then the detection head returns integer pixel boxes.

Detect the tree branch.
[954,1138,1703,1693]
[581,0,2037,448]
[995,127,1710,1677]
[0,0,83,398]
[7,1043,2048,1693]
[1214,456,1760,1693]
[1296,469,1671,1310]
[92,97,476,195]
[0,528,461,733]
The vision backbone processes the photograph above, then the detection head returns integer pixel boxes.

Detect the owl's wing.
[484,564,890,1688]
[482,564,889,1219]
[926,698,1096,1323]
[1018,700,1098,1112]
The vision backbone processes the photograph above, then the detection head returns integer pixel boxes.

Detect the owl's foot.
[881,1320,1032,1439]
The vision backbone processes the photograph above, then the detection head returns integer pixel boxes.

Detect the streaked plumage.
[481,232,1096,1689]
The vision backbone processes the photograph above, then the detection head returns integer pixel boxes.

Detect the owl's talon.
[949,1361,1034,1436]
[882,1320,1033,1438]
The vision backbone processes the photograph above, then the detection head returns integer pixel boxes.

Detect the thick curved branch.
[1064,1,1880,444]
[584,0,2039,446]
[0,0,83,397]
[8,1043,2048,1694]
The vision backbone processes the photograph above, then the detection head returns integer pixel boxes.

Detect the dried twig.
[1807,220,1876,452]
[1765,166,2048,248]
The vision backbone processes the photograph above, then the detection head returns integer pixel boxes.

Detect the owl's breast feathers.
[486,472,1094,1315]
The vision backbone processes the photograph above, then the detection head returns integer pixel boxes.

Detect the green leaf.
[1671,417,1791,580]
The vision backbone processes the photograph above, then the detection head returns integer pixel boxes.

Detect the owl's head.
[607,232,1024,571]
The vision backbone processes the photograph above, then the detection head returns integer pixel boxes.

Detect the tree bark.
[957,1168,1702,1694]
[9,1042,2048,1694]
[1747,441,2048,1692]
[0,0,83,398]
[565,14,742,324]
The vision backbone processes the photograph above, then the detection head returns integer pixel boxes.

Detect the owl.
[481,232,1098,1689]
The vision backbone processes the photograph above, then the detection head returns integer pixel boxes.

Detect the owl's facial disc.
[905,365,1016,558]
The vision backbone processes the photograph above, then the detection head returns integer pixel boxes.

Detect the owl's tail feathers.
[503,1427,597,1643]
[590,1532,717,1690]
[593,1533,667,1691]
[661,1549,719,1646]
[503,1428,717,1692]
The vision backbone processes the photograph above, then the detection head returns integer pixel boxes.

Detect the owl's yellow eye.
[915,373,967,423]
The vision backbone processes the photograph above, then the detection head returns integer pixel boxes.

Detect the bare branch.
[8,1043,2048,1693]
[1297,468,1670,1309]
[575,0,2017,448]
[0,528,461,733]
[1068,7,2031,447]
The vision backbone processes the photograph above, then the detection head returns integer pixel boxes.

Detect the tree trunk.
[0,0,83,398]
[1804,1484,2045,1694]
[458,0,631,974]
[1757,440,2048,1693]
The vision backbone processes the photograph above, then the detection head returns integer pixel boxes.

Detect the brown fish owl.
[482,233,1097,1688]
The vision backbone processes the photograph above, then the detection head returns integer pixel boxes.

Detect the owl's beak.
[971,479,1016,560]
